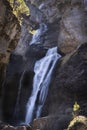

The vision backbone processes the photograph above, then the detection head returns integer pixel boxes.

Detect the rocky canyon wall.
[0,0,20,95]
[0,0,87,130]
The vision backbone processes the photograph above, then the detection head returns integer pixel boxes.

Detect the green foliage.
[73,102,80,112]
[8,0,37,34]
[8,0,30,23]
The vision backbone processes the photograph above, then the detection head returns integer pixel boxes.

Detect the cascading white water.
[25,47,61,124]
[29,23,47,45]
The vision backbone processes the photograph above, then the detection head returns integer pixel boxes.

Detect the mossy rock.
[68,116,87,130]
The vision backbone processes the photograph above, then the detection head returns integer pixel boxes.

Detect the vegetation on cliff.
[8,0,30,22]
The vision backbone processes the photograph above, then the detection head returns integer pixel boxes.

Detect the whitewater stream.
[25,47,61,124]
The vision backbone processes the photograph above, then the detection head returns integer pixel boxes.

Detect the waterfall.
[29,23,47,45]
[25,47,61,124]
[39,3,44,9]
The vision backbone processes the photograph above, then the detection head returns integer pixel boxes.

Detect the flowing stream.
[30,23,47,45]
[14,23,61,125]
[25,47,61,124]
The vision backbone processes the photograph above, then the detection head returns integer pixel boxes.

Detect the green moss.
[7,0,30,23]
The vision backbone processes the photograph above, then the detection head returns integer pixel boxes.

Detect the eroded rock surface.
[0,120,31,130]
[58,0,87,54]
[0,0,20,94]
[32,115,72,130]
[0,0,20,64]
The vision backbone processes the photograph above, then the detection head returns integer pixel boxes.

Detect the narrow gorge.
[0,0,87,130]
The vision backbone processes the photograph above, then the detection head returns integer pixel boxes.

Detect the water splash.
[39,3,45,10]
[25,47,61,124]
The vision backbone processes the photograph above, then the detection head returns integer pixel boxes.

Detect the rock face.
[58,0,87,54]
[0,0,20,94]
[0,0,20,63]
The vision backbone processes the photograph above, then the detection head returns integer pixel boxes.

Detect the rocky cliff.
[0,0,87,130]
[0,0,20,95]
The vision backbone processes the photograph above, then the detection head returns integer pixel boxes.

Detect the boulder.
[16,126,27,130]
[16,125,31,130]
[32,115,72,130]
[67,116,87,130]
[2,126,15,130]
[0,121,15,130]
[58,0,87,54]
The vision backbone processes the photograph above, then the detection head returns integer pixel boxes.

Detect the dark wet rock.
[43,19,61,48]
[0,121,32,130]
[0,121,15,130]
[26,0,60,23]
[24,1,46,24]
[16,125,31,130]
[25,44,48,61]
[0,63,6,96]
[3,126,15,130]
[14,23,32,56]
[32,115,72,130]
[16,126,27,130]
[0,121,7,130]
